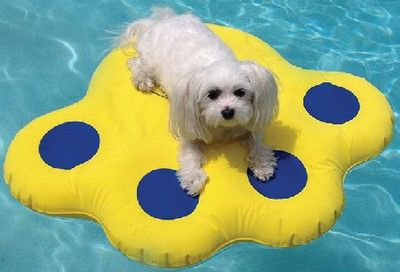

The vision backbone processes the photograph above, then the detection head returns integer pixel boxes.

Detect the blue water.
[0,0,399,271]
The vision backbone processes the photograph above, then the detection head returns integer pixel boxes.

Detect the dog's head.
[169,60,278,143]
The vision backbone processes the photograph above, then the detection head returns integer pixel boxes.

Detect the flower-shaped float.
[4,25,393,267]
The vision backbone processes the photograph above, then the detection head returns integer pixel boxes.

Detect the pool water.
[0,0,399,271]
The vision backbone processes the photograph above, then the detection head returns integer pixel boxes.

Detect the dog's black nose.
[221,108,235,120]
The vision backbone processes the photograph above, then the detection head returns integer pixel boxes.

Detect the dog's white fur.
[119,7,278,196]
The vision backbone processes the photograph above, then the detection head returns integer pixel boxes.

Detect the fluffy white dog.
[119,7,278,196]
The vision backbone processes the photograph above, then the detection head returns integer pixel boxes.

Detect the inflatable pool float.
[3,24,393,267]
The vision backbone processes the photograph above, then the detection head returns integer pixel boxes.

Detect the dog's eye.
[207,89,221,100]
[233,89,246,97]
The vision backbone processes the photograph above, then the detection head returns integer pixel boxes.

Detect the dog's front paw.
[177,168,208,196]
[248,154,277,182]
[133,77,155,92]
[250,162,276,181]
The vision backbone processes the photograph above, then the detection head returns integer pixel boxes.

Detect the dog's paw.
[248,154,277,182]
[133,77,155,92]
[177,168,208,196]
[250,162,276,181]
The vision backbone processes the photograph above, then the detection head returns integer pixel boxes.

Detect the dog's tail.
[118,7,175,48]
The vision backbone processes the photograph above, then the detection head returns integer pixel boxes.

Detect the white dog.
[119,7,278,196]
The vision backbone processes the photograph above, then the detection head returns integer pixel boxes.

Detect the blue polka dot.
[248,151,307,199]
[39,122,100,170]
[304,82,360,124]
[137,169,199,220]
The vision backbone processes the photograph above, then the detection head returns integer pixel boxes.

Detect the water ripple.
[0,65,14,82]
[54,39,79,74]
[346,183,400,214]
[329,230,375,246]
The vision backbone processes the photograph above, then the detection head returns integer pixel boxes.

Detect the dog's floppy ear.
[240,61,278,132]
[169,71,211,143]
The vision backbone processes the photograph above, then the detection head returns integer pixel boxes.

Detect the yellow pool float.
[3,24,393,267]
